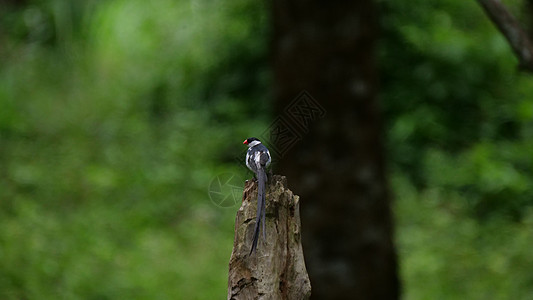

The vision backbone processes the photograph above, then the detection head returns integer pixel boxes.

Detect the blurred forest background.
[1,0,533,299]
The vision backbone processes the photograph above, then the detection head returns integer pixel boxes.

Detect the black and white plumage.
[243,137,271,254]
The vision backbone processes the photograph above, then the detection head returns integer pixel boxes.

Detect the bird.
[243,137,271,254]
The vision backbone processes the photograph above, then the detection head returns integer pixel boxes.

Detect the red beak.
[243,140,248,145]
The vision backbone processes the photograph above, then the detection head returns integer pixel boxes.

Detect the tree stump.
[227,175,311,300]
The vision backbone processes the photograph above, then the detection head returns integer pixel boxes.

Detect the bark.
[270,1,399,299]
[228,175,311,300]
[477,0,533,72]
[527,0,533,39]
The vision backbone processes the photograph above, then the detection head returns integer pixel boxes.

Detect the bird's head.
[243,137,261,147]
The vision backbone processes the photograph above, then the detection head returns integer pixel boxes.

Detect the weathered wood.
[228,175,311,300]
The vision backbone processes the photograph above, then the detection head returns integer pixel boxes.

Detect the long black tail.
[250,167,266,254]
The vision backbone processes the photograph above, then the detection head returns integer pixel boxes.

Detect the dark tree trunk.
[269,1,400,299]
[526,0,533,39]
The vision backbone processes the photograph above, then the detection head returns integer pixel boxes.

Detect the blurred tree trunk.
[526,0,533,38]
[270,1,399,299]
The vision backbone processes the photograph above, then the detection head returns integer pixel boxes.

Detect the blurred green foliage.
[0,0,269,298]
[1,0,533,299]
[381,0,533,221]
[381,0,533,298]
